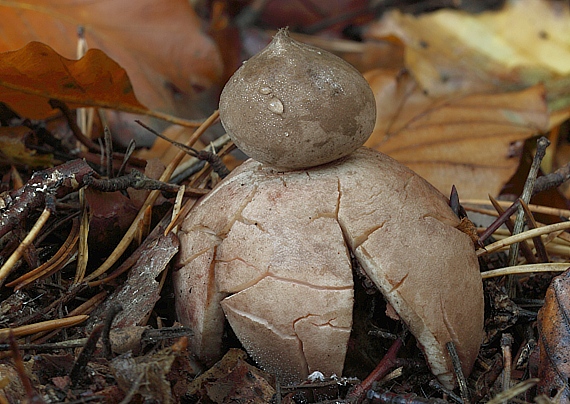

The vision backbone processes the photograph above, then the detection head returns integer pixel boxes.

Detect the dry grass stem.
[481,263,570,279]
[486,378,539,404]
[485,232,570,258]
[74,187,89,284]
[164,198,198,236]
[0,315,89,339]
[477,221,570,256]
[462,199,570,219]
[0,207,51,285]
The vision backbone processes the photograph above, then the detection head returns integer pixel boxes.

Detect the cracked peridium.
[175,147,472,382]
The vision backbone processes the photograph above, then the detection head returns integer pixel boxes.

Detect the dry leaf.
[364,69,549,199]
[84,188,138,252]
[112,348,178,403]
[0,126,54,167]
[536,269,570,401]
[0,42,147,120]
[188,348,275,403]
[0,0,223,115]
[366,0,570,111]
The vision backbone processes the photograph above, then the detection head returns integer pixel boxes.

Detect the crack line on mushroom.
[440,294,461,354]
[215,257,267,293]
[223,305,298,341]
[178,246,216,267]
[235,216,267,232]
[293,313,351,330]
[220,185,259,236]
[388,273,409,294]
[214,255,353,293]
[421,212,462,229]
[239,270,353,292]
[264,273,353,291]
[347,221,388,250]
[402,173,415,193]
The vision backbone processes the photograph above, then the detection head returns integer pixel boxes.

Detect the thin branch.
[508,136,550,266]
[135,119,230,178]
[0,159,94,240]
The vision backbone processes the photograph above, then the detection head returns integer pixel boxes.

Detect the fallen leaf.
[85,188,138,253]
[536,269,570,401]
[0,126,54,167]
[366,0,570,110]
[0,42,147,120]
[0,0,223,115]
[259,0,372,35]
[364,69,549,199]
[112,346,179,404]
[188,348,275,403]
[0,362,26,403]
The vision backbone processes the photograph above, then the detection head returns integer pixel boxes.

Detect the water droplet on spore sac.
[268,97,284,114]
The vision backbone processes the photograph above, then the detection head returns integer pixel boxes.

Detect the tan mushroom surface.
[174,147,484,388]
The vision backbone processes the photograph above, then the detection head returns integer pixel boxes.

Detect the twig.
[103,126,113,178]
[488,196,536,263]
[533,161,570,194]
[102,304,123,359]
[69,323,104,382]
[118,139,136,177]
[50,99,100,152]
[519,199,549,262]
[169,133,233,182]
[0,338,88,352]
[447,341,470,404]
[508,136,550,266]
[86,169,208,197]
[0,159,94,240]
[88,169,170,192]
[346,336,404,403]
[474,160,570,246]
[135,119,230,178]
[500,333,513,402]
[428,379,463,403]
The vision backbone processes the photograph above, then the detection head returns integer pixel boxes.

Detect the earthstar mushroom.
[174,29,484,389]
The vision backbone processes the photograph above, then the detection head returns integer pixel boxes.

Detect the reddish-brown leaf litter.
[0,1,569,403]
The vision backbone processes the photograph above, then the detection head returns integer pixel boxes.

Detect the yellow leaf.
[367,0,570,110]
[365,69,549,199]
